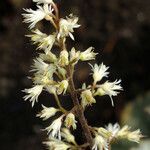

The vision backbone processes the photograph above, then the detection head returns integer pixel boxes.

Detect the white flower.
[105,123,120,137]
[90,63,109,84]
[32,58,56,75]
[80,47,97,61]
[28,30,56,54]
[38,34,56,54]
[31,59,56,85]
[22,4,54,29]
[57,80,69,95]
[23,85,43,107]
[92,135,108,150]
[27,29,47,44]
[59,50,69,66]
[61,128,76,145]
[58,14,80,40]
[117,125,142,143]
[105,124,142,143]
[31,58,49,73]
[64,113,77,129]
[37,105,59,120]
[117,125,131,138]
[94,79,123,106]
[46,116,63,140]
[127,129,142,143]
[44,138,71,150]
[33,0,54,4]
[69,47,80,63]
[81,90,96,108]
[96,127,112,139]
[39,51,57,63]
[33,73,55,85]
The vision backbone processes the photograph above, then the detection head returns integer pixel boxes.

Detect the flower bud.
[61,128,76,144]
[81,90,96,108]
[70,47,80,64]
[37,105,59,120]
[64,113,77,129]
[80,47,97,61]
[57,80,69,95]
[59,50,69,66]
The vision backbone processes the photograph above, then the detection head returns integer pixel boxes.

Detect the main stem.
[52,3,93,148]
[67,64,93,149]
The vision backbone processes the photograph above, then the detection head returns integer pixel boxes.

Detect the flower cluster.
[80,63,123,108]
[92,123,143,150]
[22,0,142,150]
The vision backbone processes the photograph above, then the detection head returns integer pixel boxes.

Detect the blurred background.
[0,0,150,150]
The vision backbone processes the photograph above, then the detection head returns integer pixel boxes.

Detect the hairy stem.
[67,64,93,149]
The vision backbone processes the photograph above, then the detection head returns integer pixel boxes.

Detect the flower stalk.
[22,0,142,149]
[53,93,67,114]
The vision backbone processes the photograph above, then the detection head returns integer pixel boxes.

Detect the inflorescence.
[22,0,142,149]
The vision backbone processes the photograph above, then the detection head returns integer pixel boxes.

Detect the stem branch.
[54,93,67,113]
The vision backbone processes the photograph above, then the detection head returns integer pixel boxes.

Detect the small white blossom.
[39,51,57,63]
[127,129,142,143]
[59,50,69,66]
[61,128,76,144]
[37,105,59,120]
[90,63,109,84]
[38,34,56,54]
[57,80,69,95]
[80,47,97,61]
[69,47,80,63]
[44,138,71,150]
[58,14,80,40]
[33,0,54,4]
[94,80,123,106]
[105,123,142,143]
[81,90,96,108]
[105,123,120,137]
[117,125,130,137]
[23,85,43,107]
[46,116,63,140]
[31,58,49,73]
[92,135,108,150]
[33,58,56,74]
[31,59,56,85]
[64,113,77,130]
[96,127,112,139]
[33,72,55,85]
[27,29,47,44]
[22,4,54,29]
[27,29,56,54]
